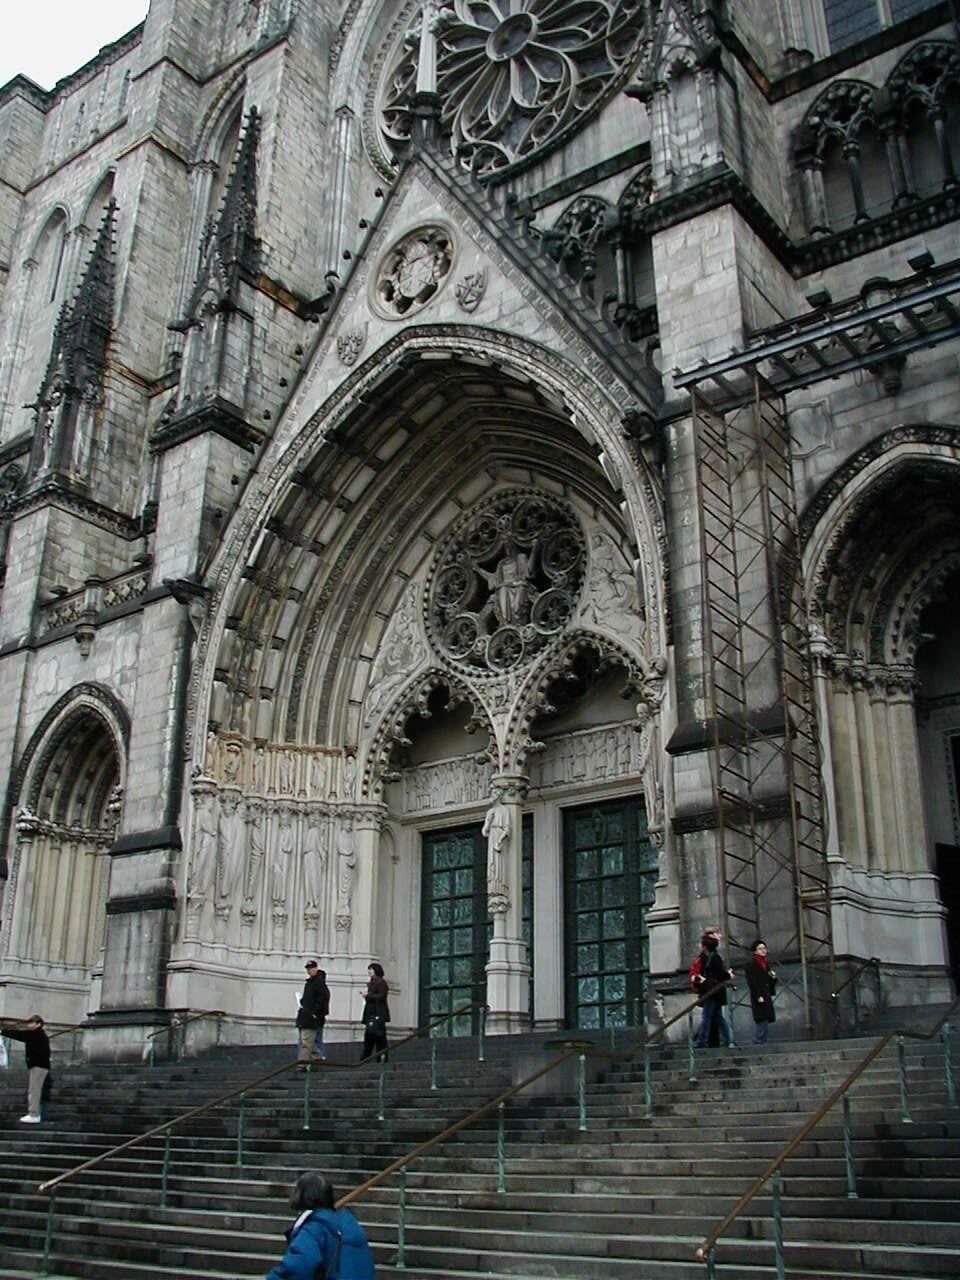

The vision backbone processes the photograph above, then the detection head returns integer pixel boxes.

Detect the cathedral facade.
[0,0,957,1056]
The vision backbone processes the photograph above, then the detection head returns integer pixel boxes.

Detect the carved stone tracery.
[426,489,586,677]
[377,0,648,178]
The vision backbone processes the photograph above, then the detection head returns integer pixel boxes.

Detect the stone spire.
[184,106,261,318]
[30,199,117,482]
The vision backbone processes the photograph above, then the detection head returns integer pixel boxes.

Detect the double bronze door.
[420,796,656,1031]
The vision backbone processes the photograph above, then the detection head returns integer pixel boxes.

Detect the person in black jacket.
[360,962,390,1063]
[744,939,777,1045]
[296,962,330,1065]
[694,932,733,1049]
[1,1014,51,1123]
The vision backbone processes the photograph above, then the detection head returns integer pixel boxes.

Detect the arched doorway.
[805,441,960,1000]
[177,340,668,1034]
[1,694,124,1024]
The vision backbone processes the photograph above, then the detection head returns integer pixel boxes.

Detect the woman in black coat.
[744,939,777,1044]
[360,962,390,1062]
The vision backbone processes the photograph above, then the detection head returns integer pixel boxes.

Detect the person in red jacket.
[1,1013,51,1123]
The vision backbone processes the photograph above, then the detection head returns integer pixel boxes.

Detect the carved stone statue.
[302,813,328,915]
[582,531,637,636]
[272,806,295,920]
[215,790,245,920]
[189,794,219,903]
[242,804,265,921]
[336,816,357,924]
[482,794,511,914]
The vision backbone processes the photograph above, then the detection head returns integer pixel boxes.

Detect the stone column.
[351,804,388,960]
[809,626,842,858]
[886,669,930,873]
[484,774,531,1035]
[850,661,883,870]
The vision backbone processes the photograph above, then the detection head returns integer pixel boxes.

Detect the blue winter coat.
[265,1207,375,1280]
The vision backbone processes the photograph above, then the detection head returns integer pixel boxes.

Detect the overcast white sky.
[2,3,149,91]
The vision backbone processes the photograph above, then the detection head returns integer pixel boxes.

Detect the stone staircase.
[0,1026,958,1279]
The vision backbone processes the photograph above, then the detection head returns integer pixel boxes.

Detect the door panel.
[563,797,657,1029]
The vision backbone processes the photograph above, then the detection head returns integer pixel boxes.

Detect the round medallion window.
[376,1,648,179]
[426,491,586,675]
[374,225,454,318]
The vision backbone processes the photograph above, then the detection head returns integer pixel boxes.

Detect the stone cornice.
[637,163,960,279]
[9,478,141,540]
[151,398,264,455]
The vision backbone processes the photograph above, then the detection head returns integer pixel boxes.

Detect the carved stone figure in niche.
[278,749,297,795]
[222,741,243,786]
[302,813,328,914]
[272,806,295,919]
[242,804,265,921]
[310,752,326,796]
[215,790,245,920]
[428,491,586,675]
[204,731,219,778]
[482,794,511,914]
[189,793,219,902]
[252,744,267,794]
[343,752,358,800]
[336,817,357,921]
[581,532,638,636]
[365,583,427,722]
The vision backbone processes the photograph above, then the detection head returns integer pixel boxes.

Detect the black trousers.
[361,1028,388,1062]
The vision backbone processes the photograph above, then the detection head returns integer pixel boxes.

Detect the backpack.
[689,954,705,992]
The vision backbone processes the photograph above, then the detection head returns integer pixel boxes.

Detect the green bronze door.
[420,817,534,1036]
[564,797,657,1030]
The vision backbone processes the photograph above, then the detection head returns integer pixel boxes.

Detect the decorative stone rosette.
[377,0,647,177]
[425,490,586,676]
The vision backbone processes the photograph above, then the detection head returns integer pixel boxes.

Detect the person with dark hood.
[264,1171,375,1280]
[297,961,330,1065]
[744,938,777,1044]
[0,1014,51,1122]
[360,962,390,1063]
[694,931,733,1049]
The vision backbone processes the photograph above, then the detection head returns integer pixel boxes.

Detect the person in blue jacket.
[266,1171,375,1280]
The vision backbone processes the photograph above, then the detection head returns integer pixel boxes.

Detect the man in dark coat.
[744,939,777,1044]
[296,961,330,1065]
[694,932,733,1049]
[1,1014,51,1122]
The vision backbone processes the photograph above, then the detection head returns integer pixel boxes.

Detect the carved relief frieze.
[576,530,643,644]
[396,751,493,813]
[199,735,359,800]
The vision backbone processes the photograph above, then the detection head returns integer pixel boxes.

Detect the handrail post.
[496,1101,506,1193]
[430,1040,437,1091]
[643,1039,652,1119]
[237,1093,246,1163]
[727,1002,737,1049]
[378,1062,386,1122]
[704,1245,716,1279]
[39,1192,56,1276]
[395,1165,406,1269]
[478,1005,486,1062]
[578,1053,587,1132]
[302,1064,312,1132]
[842,1094,857,1198]
[772,1170,786,1280]
[160,1131,171,1207]
[942,1025,957,1107]
[688,1011,697,1084]
[897,1035,913,1124]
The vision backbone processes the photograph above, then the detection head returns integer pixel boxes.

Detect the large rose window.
[427,491,586,674]
[379,0,646,177]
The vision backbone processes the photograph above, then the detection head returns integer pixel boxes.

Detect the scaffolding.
[692,374,833,1030]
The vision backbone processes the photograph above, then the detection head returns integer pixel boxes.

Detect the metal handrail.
[37,999,488,1196]
[830,955,880,1003]
[695,992,960,1264]
[336,982,732,1212]
[143,1008,226,1043]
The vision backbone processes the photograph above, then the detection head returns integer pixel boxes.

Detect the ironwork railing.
[142,1008,226,1065]
[35,1000,490,1273]
[335,983,732,1268]
[695,995,960,1277]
